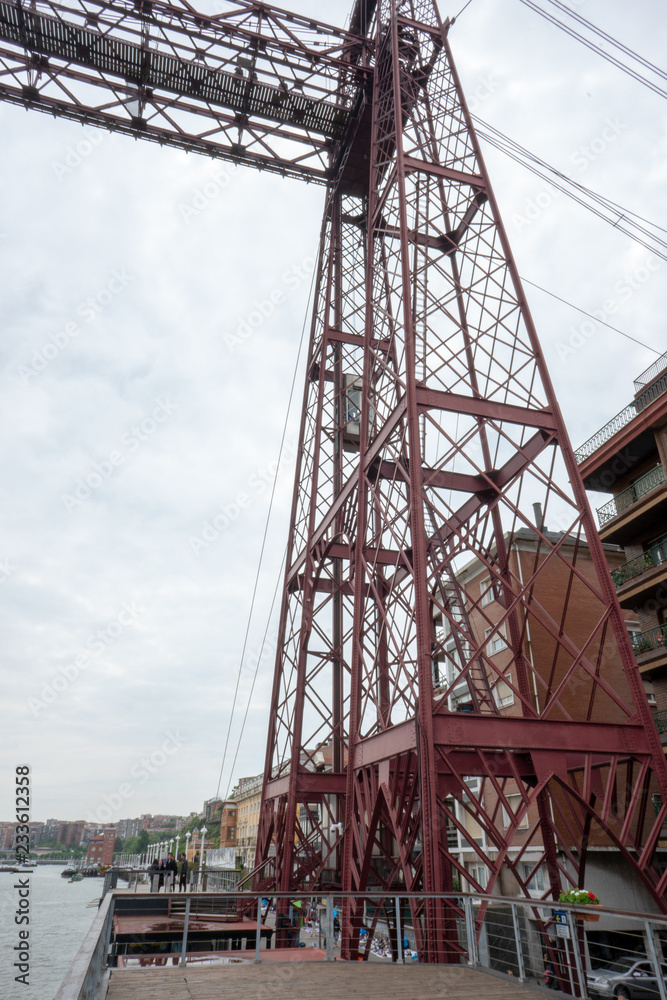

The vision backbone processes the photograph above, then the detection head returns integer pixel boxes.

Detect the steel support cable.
[517,0,667,101]
[474,115,667,239]
[473,122,667,261]
[540,0,667,83]
[213,263,317,803]
[520,277,662,357]
[221,545,287,804]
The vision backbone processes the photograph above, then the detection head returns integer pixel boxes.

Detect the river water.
[0,864,101,999]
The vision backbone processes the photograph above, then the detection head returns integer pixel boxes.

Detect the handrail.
[635,352,667,393]
[54,886,667,990]
[631,623,667,656]
[53,891,114,1000]
[611,537,667,588]
[575,369,667,464]
[653,709,667,735]
[597,465,666,526]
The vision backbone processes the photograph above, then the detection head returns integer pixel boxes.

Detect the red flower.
[588,892,596,899]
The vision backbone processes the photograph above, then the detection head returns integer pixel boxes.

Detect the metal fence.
[54,884,667,999]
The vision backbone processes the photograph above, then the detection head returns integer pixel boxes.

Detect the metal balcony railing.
[575,368,667,464]
[597,466,666,526]
[611,538,667,588]
[653,710,667,734]
[635,351,667,393]
[631,623,667,656]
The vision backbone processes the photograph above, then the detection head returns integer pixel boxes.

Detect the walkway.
[105,962,538,999]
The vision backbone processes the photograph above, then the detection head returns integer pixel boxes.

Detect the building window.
[520,862,545,892]
[503,793,529,830]
[495,674,514,708]
[480,577,494,608]
[485,625,507,654]
[467,863,488,890]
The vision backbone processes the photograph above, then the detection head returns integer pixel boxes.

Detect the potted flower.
[558,888,601,921]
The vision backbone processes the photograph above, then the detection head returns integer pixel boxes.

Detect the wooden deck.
[105,962,538,1000]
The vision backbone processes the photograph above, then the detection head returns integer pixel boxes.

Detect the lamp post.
[200,825,208,891]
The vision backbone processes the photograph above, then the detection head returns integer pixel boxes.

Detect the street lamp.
[200,825,208,891]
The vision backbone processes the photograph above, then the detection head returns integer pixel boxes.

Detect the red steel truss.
[0,0,371,182]
[253,0,667,962]
[3,0,667,962]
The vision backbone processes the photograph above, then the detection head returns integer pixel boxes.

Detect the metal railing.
[611,538,667,588]
[635,352,667,393]
[113,864,239,893]
[54,886,667,1000]
[597,466,666,526]
[53,891,114,1000]
[575,369,667,464]
[632,624,667,656]
[653,710,667,735]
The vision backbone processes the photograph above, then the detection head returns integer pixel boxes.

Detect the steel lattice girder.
[0,0,372,182]
[254,0,667,962]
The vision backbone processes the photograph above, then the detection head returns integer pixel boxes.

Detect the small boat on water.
[68,873,84,882]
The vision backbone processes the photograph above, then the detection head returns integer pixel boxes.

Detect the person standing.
[178,853,189,892]
[165,853,178,892]
[148,857,162,893]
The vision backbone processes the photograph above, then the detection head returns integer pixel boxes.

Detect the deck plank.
[105,963,536,1000]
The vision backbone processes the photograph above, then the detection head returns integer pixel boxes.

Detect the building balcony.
[654,710,667,735]
[576,358,667,466]
[595,465,667,544]
[632,624,667,675]
[633,623,667,655]
[611,537,667,607]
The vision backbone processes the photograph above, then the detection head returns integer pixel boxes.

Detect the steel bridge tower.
[1,0,666,962]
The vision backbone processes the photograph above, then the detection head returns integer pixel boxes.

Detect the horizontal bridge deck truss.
[0,0,372,182]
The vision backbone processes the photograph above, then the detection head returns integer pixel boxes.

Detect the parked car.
[587,956,667,999]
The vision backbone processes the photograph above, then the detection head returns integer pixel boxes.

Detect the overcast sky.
[0,0,665,825]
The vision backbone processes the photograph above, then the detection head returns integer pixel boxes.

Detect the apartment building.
[232,775,263,868]
[576,351,667,744]
[436,522,651,903]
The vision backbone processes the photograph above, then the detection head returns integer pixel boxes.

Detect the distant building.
[219,800,237,851]
[86,828,116,866]
[203,798,223,823]
[233,774,264,869]
[116,818,143,840]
